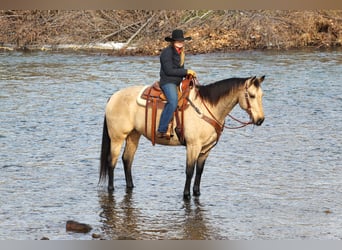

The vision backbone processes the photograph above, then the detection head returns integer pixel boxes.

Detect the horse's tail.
[99,115,110,184]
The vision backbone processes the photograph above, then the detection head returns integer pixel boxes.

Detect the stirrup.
[157,131,170,140]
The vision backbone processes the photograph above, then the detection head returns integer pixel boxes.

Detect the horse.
[99,75,265,199]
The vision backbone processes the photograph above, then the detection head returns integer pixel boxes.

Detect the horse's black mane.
[198,77,249,106]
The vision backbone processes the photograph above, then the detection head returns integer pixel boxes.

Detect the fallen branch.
[124,13,156,47]
[92,21,141,43]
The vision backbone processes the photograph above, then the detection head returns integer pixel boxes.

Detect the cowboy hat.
[165,29,192,42]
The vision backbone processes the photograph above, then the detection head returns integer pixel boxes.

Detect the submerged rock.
[66,220,92,233]
[92,233,102,239]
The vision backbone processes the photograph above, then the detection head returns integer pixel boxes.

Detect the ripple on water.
[1,49,342,239]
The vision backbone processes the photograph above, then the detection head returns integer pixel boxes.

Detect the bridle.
[227,82,253,128]
[201,82,253,130]
[187,79,254,143]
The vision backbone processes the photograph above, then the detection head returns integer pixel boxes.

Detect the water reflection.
[98,190,215,239]
[182,198,212,239]
[98,190,141,240]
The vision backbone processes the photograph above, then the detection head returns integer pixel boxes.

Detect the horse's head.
[239,76,265,126]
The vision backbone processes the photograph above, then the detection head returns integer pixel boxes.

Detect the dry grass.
[0,10,341,54]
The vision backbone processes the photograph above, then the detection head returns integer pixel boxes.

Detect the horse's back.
[106,85,144,111]
[105,85,145,136]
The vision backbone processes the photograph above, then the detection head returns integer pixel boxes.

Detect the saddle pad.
[136,85,167,107]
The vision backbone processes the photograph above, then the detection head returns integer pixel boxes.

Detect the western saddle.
[140,76,195,145]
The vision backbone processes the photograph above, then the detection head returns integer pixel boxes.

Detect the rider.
[157,29,196,139]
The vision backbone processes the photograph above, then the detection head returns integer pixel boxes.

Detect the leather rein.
[187,79,253,142]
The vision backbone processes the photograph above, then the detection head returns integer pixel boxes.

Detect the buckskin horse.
[99,75,265,199]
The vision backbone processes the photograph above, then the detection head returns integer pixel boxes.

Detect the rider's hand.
[187,69,197,78]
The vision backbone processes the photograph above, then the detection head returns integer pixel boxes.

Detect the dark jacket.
[159,45,188,86]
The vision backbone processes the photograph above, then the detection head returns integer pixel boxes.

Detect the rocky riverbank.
[1,10,341,55]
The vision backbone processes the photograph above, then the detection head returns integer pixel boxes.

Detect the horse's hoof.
[193,191,201,197]
[183,193,191,200]
[125,185,134,192]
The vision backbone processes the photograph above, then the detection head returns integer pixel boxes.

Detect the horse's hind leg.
[122,130,141,189]
[108,139,124,191]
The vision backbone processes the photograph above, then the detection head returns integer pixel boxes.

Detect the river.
[0,49,341,239]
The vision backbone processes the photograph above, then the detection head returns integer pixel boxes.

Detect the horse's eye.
[249,94,255,99]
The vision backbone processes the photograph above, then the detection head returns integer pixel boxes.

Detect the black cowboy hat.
[165,29,192,42]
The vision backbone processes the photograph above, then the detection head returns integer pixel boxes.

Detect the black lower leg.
[108,167,114,192]
[183,177,192,199]
[183,166,195,199]
[193,158,206,196]
[123,161,134,189]
[193,176,202,196]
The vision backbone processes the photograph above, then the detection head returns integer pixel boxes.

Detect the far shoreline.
[1,42,341,56]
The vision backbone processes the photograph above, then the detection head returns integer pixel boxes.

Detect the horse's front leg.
[193,152,209,197]
[183,145,201,199]
[183,162,195,200]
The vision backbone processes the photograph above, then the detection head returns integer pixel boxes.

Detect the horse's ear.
[252,75,265,87]
[247,76,256,88]
[260,75,265,82]
[257,75,265,85]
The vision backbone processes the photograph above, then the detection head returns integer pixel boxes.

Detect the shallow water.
[0,49,341,239]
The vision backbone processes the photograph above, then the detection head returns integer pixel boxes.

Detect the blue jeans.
[158,83,178,133]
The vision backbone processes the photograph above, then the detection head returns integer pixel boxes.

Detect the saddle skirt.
[136,78,194,146]
[136,81,190,108]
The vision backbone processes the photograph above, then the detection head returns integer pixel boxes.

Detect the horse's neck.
[203,89,239,123]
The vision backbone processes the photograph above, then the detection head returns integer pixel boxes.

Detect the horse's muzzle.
[255,117,264,126]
